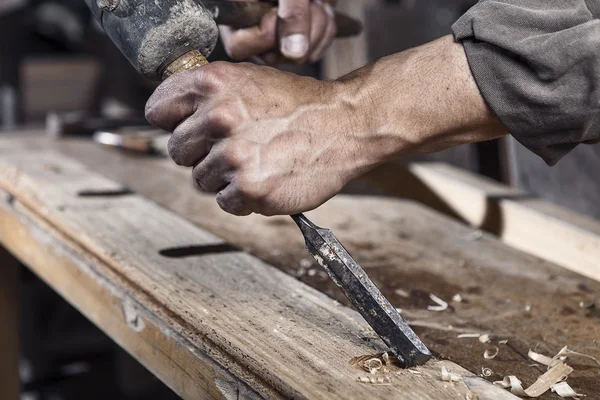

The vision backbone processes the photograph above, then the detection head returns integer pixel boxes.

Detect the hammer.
[86,0,432,367]
[86,0,362,80]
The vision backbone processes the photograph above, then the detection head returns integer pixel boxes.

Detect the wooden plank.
[55,140,600,398]
[4,134,600,398]
[0,149,511,399]
[0,245,20,400]
[507,136,600,219]
[405,162,600,283]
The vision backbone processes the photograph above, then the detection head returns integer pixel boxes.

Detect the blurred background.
[1,0,598,399]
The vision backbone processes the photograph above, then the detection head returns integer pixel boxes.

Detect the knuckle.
[205,106,236,133]
[167,137,184,166]
[237,174,268,202]
[222,141,246,167]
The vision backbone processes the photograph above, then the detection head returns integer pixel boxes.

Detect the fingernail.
[281,34,309,59]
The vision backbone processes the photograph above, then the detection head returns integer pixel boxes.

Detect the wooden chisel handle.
[211,1,363,38]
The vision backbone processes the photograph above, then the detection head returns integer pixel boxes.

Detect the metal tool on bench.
[85,0,431,367]
[46,111,148,138]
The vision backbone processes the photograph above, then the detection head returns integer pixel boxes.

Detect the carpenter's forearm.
[339,35,507,162]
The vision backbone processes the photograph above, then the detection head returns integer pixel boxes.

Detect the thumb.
[277,0,311,60]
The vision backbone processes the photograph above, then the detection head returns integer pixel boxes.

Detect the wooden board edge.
[406,162,600,282]
[0,189,268,400]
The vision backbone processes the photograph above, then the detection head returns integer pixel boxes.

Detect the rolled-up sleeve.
[452,0,600,165]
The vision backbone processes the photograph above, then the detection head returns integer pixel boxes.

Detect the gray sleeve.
[452,0,600,165]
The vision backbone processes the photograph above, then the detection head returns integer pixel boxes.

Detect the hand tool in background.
[46,111,149,138]
[93,127,168,155]
[85,0,432,366]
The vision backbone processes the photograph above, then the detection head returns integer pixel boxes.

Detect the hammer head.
[86,0,218,80]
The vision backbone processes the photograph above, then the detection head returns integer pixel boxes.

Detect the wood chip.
[382,352,390,366]
[441,366,461,382]
[553,346,600,368]
[356,376,391,385]
[494,361,573,397]
[363,358,383,374]
[457,333,481,339]
[484,347,499,360]
[551,382,585,398]
[428,294,449,312]
[528,349,556,367]
[479,334,491,344]
[452,294,463,303]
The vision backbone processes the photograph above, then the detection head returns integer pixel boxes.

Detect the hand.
[145,62,375,216]
[219,0,337,64]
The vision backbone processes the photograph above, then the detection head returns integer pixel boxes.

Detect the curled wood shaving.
[494,361,573,397]
[481,367,493,377]
[528,349,556,367]
[363,358,383,374]
[356,376,391,385]
[551,382,585,398]
[553,346,600,368]
[428,294,449,312]
[479,334,491,344]
[441,366,461,382]
[484,347,499,360]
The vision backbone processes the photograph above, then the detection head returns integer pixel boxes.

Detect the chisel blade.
[291,213,432,367]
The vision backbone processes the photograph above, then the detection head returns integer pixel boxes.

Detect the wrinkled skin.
[146,62,374,216]
[146,36,506,217]
[219,0,337,64]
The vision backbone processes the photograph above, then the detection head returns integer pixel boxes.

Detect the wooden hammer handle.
[212,1,362,38]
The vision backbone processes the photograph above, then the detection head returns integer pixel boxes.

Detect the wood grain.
[0,149,513,399]
[4,134,600,398]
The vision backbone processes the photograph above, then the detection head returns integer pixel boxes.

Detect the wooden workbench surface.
[1,132,599,399]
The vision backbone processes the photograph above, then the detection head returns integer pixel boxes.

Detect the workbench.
[1,131,599,399]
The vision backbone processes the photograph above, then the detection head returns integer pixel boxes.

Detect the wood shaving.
[363,358,383,374]
[481,367,493,377]
[441,366,461,382]
[484,347,499,360]
[494,361,573,397]
[452,294,463,302]
[466,393,479,400]
[525,305,532,312]
[382,352,390,366]
[551,382,585,398]
[356,376,391,385]
[428,294,449,312]
[499,339,509,345]
[528,349,557,367]
[407,370,422,375]
[395,288,410,298]
[457,333,481,339]
[479,334,491,343]
[552,346,600,368]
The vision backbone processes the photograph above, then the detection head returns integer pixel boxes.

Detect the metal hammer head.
[86,0,219,80]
